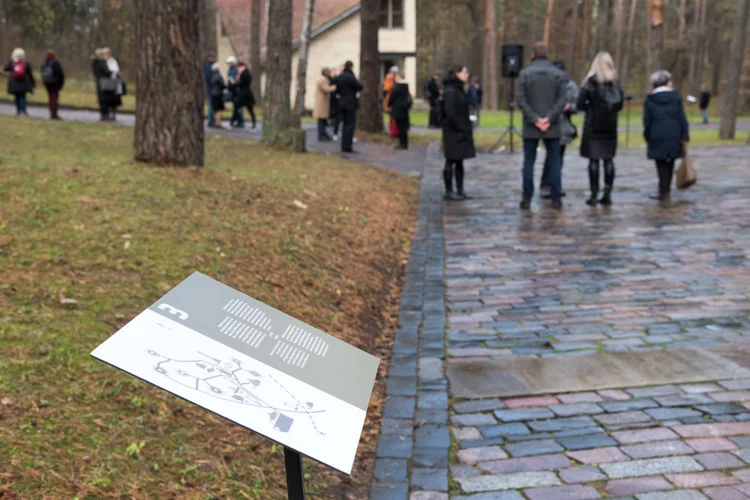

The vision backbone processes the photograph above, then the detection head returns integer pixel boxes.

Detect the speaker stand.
[488,77,520,154]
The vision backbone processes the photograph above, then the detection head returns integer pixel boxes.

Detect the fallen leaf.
[1,397,13,406]
[123,240,131,250]
[59,293,78,305]
[78,196,93,204]
[121,234,132,239]
[293,200,308,210]
[303,189,318,198]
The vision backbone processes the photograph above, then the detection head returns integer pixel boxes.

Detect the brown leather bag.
[676,154,697,190]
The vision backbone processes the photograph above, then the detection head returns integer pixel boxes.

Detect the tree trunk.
[694,0,708,95]
[581,0,593,79]
[621,0,638,89]
[251,0,262,105]
[719,0,750,139]
[263,0,270,51]
[568,0,579,77]
[710,23,722,96]
[485,0,498,109]
[263,0,305,150]
[687,0,701,96]
[596,0,610,53]
[358,0,381,132]
[504,0,515,42]
[673,0,687,91]
[649,0,664,73]
[133,0,204,167]
[543,0,555,46]
[614,0,625,73]
[0,0,6,64]
[470,0,484,77]
[293,0,315,120]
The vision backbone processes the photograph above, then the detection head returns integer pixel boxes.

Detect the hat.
[226,56,237,64]
[207,52,217,59]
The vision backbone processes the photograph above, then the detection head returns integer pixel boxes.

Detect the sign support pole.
[283,447,306,500]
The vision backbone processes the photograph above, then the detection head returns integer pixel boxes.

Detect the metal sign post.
[625,95,633,147]
[488,77,520,154]
[284,447,306,500]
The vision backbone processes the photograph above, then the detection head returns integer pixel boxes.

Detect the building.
[215,0,417,111]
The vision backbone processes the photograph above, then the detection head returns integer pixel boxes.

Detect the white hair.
[390,65,399,73]
[650,70,672,89]
[226,56,237,64]
[11,48,25,59]
[211,62,221,72]
[584,52,618,84]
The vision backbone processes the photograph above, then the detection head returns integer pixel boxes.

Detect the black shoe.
[599,192,612,205]
[519,200,531,210]
[586,192,598,206]
[551,200,563,210]
[342,149,358,154]
[541,193,552,200]
[445,192,462,201]
[394,145,408,150]
[457,190,472,200]
[650,193,670,202]
[561,191,567,197]
[319,137,332,142]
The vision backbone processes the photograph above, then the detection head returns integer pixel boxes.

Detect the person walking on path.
[467,77,483,129]
[516,42,567,210]
[103,48,123,121]
[336,60,363,153]
[204,53,217,127]
[233,62,256,130]
[578,52,624,206]
[4,48,35,116]
[442,65,476,201]
[644,70,690,203]
[208,62,227,129]
[314,67,337,141]
[389,72,413,150]
[226,56,244,128]
[92,48,114,122]
[425,74,441,128]
[699,84,711,124]
[540,60,578,198]
[41,50,65,120]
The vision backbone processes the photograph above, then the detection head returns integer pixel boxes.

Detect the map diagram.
[147,349,327,435]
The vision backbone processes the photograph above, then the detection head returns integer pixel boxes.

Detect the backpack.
[12,59,26,81]
[591,82,622,132]
[597,83,623,114]
[42,63,56,85]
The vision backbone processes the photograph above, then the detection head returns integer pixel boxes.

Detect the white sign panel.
[91,272,381,474]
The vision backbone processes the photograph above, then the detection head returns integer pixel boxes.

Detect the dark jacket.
[644,88,690,161]
[41,58,65,92]
[577,76,623,139]
[699,90,710,110]
[467,84,483,108]
[227,65,239,94]
[4,59,35,95]
[425,79,440,106]
[335,69,363,111]
[92,58,117,106]
[329,75,340,115]
[516,57,567,139]
[388,82,412,123]
[209,72,225,98]
[441,75,476,161]
[234,68,255,107]
[203,60,214,89]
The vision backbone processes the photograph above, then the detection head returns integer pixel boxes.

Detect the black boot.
[599,160,615,205]
[586,160,600,206]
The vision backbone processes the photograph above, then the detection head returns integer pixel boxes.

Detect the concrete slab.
[447,348,750,399]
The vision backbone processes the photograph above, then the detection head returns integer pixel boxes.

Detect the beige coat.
[313,76,336,119]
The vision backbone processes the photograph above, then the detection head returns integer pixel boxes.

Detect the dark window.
[379,0,390,28]
[391,0,404,28]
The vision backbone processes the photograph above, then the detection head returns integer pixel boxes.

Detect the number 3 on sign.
[158,303,189,320]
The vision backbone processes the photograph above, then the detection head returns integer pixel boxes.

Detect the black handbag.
[99,78,117,92]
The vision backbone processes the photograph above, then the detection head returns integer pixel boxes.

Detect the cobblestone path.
[373,146,750,500]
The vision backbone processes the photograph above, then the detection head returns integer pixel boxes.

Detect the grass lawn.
[0,116,419,499]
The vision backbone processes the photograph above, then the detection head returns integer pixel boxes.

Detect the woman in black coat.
[441,65,476,201]
[643,70,690,202]
[41,49,65,119]
[578,52,624,206]
[92,49,113,121]
[4,48,35,116]
[209,62,226,128]
[233,63,256,129]
[388,74,412,150]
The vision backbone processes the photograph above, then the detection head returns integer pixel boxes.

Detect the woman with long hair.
[102,48,123,120]
[577,52,624,205]
[92,48,113,121]
[441,64,475,201]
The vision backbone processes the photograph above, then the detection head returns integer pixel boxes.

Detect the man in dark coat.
[4,48,35,116]
[425,74,441,128]
[442,65,476,200]
[389,74,412,149]
[699,84,710,124]
[41,49,65,119]
[467,78,483,128]
[336,60,363,153]
[516,42,567,209]
[234,62,257,129]
[204,53,217,126]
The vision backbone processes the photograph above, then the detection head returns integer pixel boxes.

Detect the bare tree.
[263,0,305,150]
[687,0,701,95]
[614,0,625,72]
[293,0,315,120]
[544,0,555,45]
[358,0,381,132]
[504,0,516,42]
[695,0,709,94]
[621,0,639,87]
[484,0,499,109]
[133,0,204,167]
[580,0,593,78]
[596,0,610,53]
[568,0,579,77]
[673,0,687,90]
[250,0,262,105]
[648,0,664,73]
[719,0,750,139]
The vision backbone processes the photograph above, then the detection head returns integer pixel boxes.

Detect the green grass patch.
[0,116,418,499]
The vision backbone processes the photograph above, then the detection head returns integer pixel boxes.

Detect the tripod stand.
[488,77,520,154]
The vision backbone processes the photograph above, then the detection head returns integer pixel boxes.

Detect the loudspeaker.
[502,44,524,78]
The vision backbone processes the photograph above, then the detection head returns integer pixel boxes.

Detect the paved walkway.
[372,146,750,500]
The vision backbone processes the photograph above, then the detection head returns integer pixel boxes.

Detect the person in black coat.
[441,65,476,201]
[336,60,363,153]
[92,48,114,121]
[208,62,227,128]
[699,84,711,124]
[389,74,412,149]
[4,48,35,116]
[425,74,441,128]
[577,52,624,205]
[644,70,690,202]
[233,62,257,129]
[329,68,341,139]
[41,49,65,120]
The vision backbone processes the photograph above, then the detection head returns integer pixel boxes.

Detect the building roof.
[215,0,359,64]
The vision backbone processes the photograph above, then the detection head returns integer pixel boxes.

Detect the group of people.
[92,47,124,122]
[203,52,257,130]
[3,48,65,119]
[439,41,691,206]
[312,61,363,152]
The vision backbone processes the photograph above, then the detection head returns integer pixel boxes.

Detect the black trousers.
[396,118,409,148]
[656,159,675,195]
[444,160,464,192]
[341,109,357,151]
[331,109,341,134]
[428,104,440,127]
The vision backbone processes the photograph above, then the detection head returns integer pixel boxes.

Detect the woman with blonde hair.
[577,51,624,205]
[4,47,35,116]
[92,48,114,121]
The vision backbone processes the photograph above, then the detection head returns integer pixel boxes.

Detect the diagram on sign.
[146,349,327,436]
